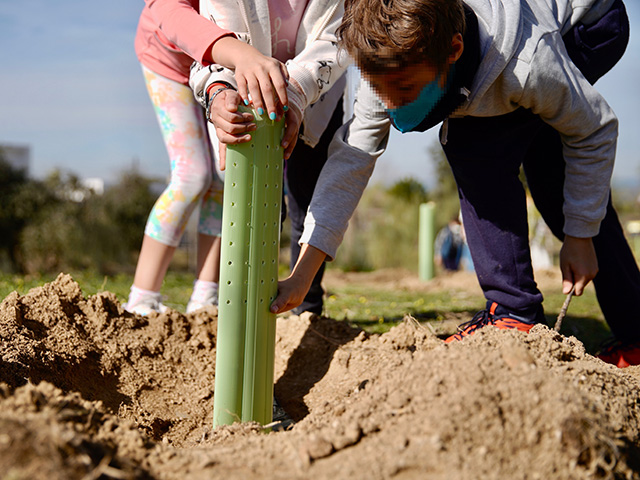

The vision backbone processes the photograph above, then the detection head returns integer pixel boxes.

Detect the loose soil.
[1,273,639,479]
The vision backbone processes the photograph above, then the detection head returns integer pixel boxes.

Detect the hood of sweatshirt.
[457,0,611,117]
[461,0,523,114]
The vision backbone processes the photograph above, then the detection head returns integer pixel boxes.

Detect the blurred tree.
[0,155,56,272]
[335,180,427,272]
[101,170,158,253]
[335,143,464,272]
[427,142,462,230]
[1,161,159,274]
[18,170,120,273]
[387,177,427,203]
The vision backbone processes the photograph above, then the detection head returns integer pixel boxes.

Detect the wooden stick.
[554,285,575,332]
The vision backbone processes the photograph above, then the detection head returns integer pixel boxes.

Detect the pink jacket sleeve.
[144,0,234,65]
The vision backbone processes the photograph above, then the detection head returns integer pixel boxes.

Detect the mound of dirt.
[1,274,639,479]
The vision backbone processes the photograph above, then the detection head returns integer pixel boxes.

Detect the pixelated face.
[362,33,465,111]
[364,61,444,110]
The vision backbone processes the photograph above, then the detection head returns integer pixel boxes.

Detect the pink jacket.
[135,0,233,84]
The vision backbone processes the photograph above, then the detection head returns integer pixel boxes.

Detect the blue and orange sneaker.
[445,302,536,343]
[597,340,640,368]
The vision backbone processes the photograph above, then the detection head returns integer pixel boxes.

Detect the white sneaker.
[125,293,168,316]
[186,290,218,314]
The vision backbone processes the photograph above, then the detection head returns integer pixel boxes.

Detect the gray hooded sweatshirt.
[301,0,619,260]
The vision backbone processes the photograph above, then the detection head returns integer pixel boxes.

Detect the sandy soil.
[1,273,639,479]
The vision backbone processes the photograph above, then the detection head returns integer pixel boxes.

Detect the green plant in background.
[333,141,461,273]
[427,142,462,231]
[101,169,159,255]
[333,184,430,272]
[18,170,145,274]
[0,162,159,275]
[368,183,424,270]
[0,157,55,272]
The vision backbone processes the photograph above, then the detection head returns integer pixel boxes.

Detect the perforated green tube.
[213,107,284,427]
[419,202,436,281]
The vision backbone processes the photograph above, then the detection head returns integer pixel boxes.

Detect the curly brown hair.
[337,0,465,73]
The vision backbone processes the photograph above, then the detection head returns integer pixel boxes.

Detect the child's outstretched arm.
[146,0,289,115]
[270,244,327,314]
[143,0,234,67]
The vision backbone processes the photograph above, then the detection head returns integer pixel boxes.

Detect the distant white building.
[82,177,105,195]
[1,143,30,174]
[68,177,105,202]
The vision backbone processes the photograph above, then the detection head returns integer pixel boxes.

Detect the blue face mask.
[387,70,449,133]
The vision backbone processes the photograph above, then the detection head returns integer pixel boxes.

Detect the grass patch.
[324,284,484,334]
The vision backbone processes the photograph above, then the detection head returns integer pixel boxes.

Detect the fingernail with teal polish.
[283,105,289,112]
[257,107,264,115]
[243,99,249,105]
[269,112,276,120]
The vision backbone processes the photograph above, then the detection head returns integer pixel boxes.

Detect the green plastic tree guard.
[419,202,436,281]
[213,107,284,427]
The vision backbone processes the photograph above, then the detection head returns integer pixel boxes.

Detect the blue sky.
[1,1,639,188]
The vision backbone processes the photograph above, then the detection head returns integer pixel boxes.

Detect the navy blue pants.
[442,0,640,339]
[286,99,344,315]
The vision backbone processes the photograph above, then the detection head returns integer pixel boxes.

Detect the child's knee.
[171,171,213,202]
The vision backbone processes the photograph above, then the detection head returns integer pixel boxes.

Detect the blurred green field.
[0,267,610,354]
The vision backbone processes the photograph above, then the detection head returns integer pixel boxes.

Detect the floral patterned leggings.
[142,65,223,247]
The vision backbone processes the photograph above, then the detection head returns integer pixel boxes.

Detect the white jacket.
[190,0,349,147]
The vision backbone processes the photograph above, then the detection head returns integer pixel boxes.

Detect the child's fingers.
[560,262,574,295]
[282,123,299,160]
[244,74,266,116]
[214,113,255,135]
[209,91,255,136]
[269,298,284,314]
[281,108,301,159]
[561,261,593,296]
[214,97,255,142]
[570,273,589,296]
[562,278,575,296]
[247,73,280,120]
[234,75,250,107]
[269,289,287,314]
[215,126,253,145]
[256,60,288,119]
[270,65,289,114]
[223,91,254,122]
[573,281,586,296]
[561,266,586,296]
[279,62,290,82]
[270,290,300,314]
[259,80,278,121]
[222,89,242,112]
